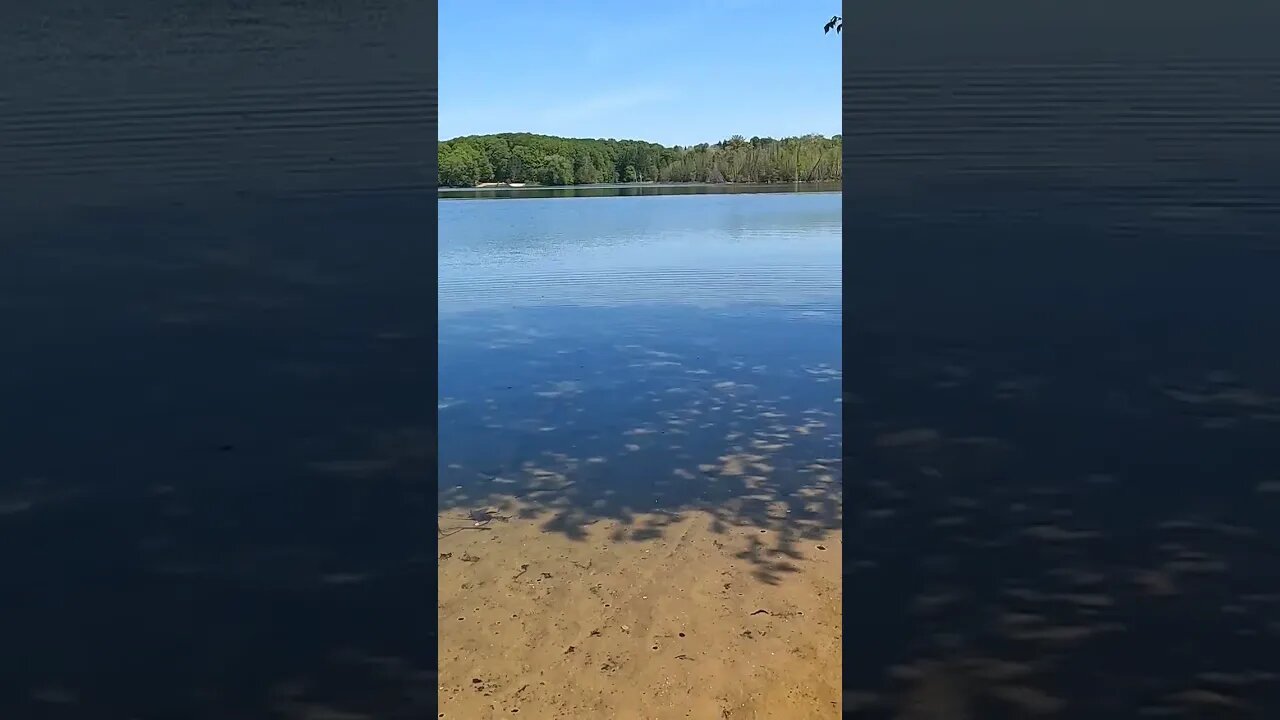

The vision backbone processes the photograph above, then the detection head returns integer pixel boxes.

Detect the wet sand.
[438,506,841,719]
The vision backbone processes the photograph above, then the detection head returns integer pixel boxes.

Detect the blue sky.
[439,0,841,146]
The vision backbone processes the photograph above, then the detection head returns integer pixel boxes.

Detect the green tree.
[438,148,470,187]
[477,136,512,181]
[574,151,600,184]
[438,142,490,187]
[437,132,842,187]
[539,154,575,186]
[510,144,540,182]
[824,15,842,34]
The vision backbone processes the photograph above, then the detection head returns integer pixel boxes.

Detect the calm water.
[438,188,841,547]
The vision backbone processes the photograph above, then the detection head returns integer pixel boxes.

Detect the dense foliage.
[438,133,842,187]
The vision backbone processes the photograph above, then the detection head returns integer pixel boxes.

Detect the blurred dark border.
[843,0,1280,716]
[1,0,436,213]
[0,2,438,717]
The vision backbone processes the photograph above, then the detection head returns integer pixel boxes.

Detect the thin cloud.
[534,86,678,128]
[440,86,680,140]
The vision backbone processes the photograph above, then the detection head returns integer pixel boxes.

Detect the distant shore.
[439,180,840,193]
[439,133,842,188]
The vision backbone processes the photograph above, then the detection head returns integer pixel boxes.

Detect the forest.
[438,133,842,188]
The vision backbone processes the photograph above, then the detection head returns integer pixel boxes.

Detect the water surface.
[439,188,842,529]
[437,187,843,717]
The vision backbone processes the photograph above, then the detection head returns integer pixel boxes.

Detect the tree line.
[438,132,842,188]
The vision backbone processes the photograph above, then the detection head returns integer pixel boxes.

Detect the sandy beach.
[438,506,841,719]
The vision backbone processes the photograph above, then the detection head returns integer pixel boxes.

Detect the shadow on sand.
[437,310,843,587]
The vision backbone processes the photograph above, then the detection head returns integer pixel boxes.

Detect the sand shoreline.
[438,506,841,719]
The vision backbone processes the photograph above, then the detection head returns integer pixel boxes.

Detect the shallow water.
[439,188,841,531]
[437,187,843,717]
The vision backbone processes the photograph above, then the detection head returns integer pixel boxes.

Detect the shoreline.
[438,504,841,718]
[438,180,841,192]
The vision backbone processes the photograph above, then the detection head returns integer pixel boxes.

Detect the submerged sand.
[438,507,841,719]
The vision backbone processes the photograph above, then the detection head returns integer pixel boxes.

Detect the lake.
[437,186,843,718]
